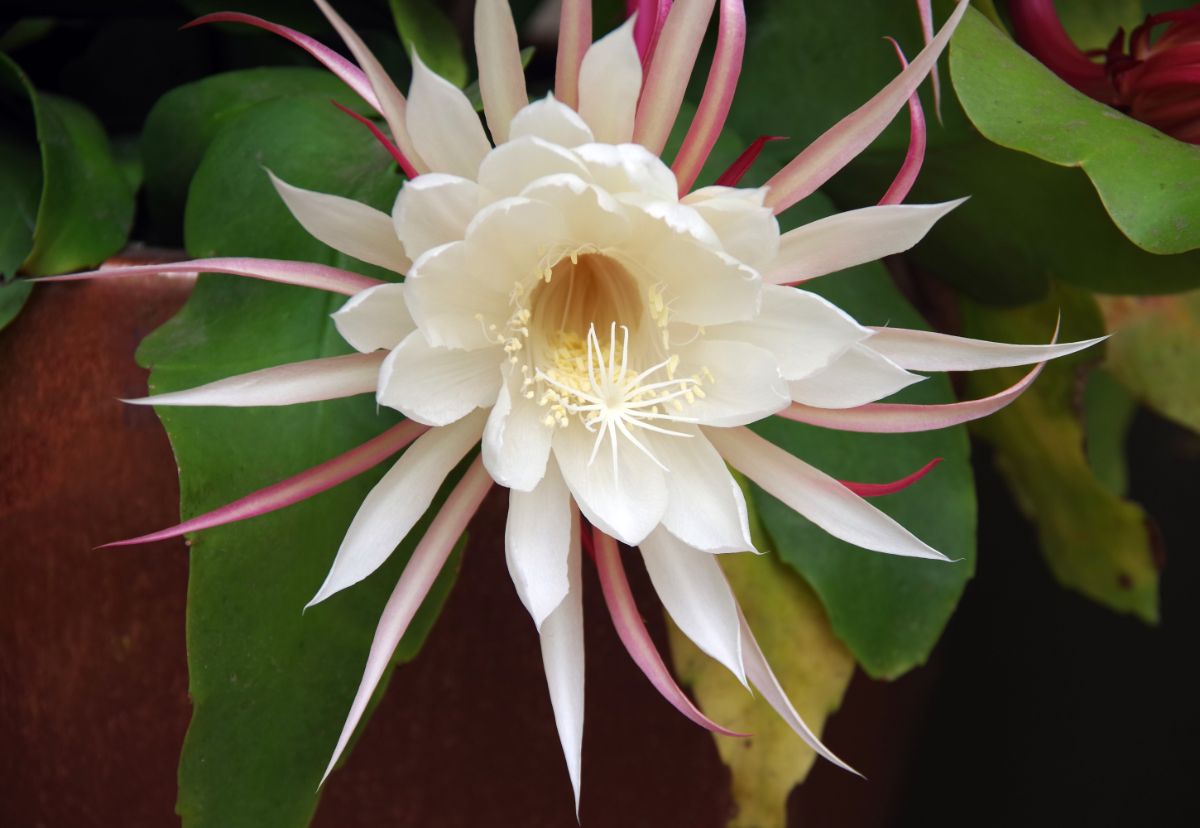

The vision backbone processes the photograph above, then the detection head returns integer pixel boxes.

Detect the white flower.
[54,0,1104,808]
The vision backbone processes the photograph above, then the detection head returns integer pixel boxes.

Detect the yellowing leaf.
[1098,291,1200,435]
[962,291,1160,622]
[667,480,854,828]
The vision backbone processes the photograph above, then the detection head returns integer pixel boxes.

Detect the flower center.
[500,249,707,474]
[531,252,645,342]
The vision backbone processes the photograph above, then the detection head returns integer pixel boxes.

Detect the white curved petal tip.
[737,608,863,778]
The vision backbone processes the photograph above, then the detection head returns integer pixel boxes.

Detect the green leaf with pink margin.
[950,6,1200,256]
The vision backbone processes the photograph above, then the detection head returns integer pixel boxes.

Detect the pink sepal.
[331,100,419,178]
[184,12,380,112]
[101,420,428,548]
[838,458,942,497]
[35,257,384,296]
[714,135,786,187]
[878,38,926,206]
[592,530,747,738]
[672,0,747,195]
[777,362,1046,434]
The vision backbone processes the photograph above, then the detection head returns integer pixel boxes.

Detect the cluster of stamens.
[479,248,717,479]
[536,323,707,480]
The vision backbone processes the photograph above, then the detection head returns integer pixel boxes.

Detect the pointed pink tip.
[329,99,418,178]
[714,135,788,187]
[878,36,927,206]
[181,12,251,32]
[839,457,943,497]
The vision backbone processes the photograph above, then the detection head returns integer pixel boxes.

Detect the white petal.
[682,186,780,271]
[333,283,415,353]
[706,426,948,561]
[318,459,493,784]
[638,226,761,327]
[578,17,642,144]
[575,142,678,200]
[404,241,510,351]
[640,527,746,686]
[651,427,754,554]
[474,0,528,145]
[508,94,595,147]
[764,200,965,285]
[506,462,572,629]
[463,196,571,281]
[476,136,591,201]
[519,174,631,249]
[707,285,870,380]
[676,338,790,426]
[127,352,383,407]
[622,196,721,248]
[553,423,666,546]
[788,343,924,409]
[537,506,585,812]
[406,51,491,178]
[864,326,1107,372]
[482,368,553,491]
[377,332,501,425]
[738,607,858,775]
[392,173,481,261]
[268,170,409,273]
[308,409,487,606]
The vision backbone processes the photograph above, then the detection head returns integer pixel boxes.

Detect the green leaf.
[388,0,468,88]
[1098,291,1200,434]
[961,288,1160,622]
[139,95,458,828]
[749,195,976,680]
[0,17,56,52]
[1055,0,1145,50]
[0,126,40,278]
[142,68,371,237]
[1083,368,1137,496]
[668,476,854,828]
[0,53,133,276]
[0,278,32,331]
[731,0,975,157]
[829,136,1200,303]
[950,6,1200,256]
